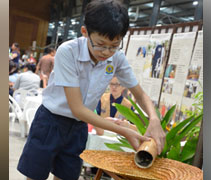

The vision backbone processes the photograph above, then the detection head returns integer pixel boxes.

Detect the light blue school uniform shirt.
[42,37,138,121]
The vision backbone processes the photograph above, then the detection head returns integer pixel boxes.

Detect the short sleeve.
[54,43,79,87]
[115,51,138,88]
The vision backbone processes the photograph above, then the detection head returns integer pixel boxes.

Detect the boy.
[17,0,165,180]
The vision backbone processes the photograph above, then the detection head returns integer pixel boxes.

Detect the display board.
[122,35,129,53]
[126,34,172,105]
[141,33,172,105]
[159,32,197,122]
[123,21,203,122]
[179,30,203,120]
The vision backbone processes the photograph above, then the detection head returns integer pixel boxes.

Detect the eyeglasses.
[89,35,123,52]
[110,83,121,88]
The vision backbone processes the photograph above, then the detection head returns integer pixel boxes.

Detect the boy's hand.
[123,128,151,151]
[114,119,131,128]
[144,118,166,155]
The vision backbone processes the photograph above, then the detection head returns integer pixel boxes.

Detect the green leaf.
[166,115,194,143]
[104,143,124,152]
[128,97,149,127]
[155,107,162,120]
[174,114,203,145]
[163,114,202,155]
[114,103,146,135]
[117,136,133,149]
[187,126,200,139]
[162,115,195,155]
[183,156,194,165]
[180,137,198,162]
[161,105,176,130]
[166,142,181,160]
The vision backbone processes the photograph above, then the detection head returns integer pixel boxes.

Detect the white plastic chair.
[9,95,23,122]
[27,88,40,96]
[25,108,37,131]
[13,89,36,110]
[9,101,16,122]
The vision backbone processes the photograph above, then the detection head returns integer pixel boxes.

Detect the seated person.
[9,61,19,96]
[94,76,134,135]
[13,63,40,95]
[88,77,135,179]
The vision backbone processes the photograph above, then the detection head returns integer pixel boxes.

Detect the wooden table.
[94,169,126,180]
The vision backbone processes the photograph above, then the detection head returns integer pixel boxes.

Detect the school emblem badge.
[105,64,114,74]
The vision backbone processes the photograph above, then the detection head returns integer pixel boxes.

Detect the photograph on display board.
[142,39,170,79]
[126,35,151,84]
[162,79,174,94]
[164,64,177,79]
[187,64,201,81]
[136,45,147,58]
[180,104,195,120]
[183,80,198,99]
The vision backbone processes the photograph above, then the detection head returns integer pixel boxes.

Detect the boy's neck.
[88,49,98,65]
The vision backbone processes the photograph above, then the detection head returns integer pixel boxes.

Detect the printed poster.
[180,31,203,120]
[159,32,197,123]
[142,33,172,105]
[126,34,151,84]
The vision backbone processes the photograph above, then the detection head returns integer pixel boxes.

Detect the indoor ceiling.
[48,0,202,39]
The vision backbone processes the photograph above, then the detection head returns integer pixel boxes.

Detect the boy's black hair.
[84,0,129,40]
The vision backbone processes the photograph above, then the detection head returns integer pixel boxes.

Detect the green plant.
[105,97,203,164]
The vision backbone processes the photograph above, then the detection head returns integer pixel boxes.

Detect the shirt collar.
[78,37,113,64]
[78,37,91,62]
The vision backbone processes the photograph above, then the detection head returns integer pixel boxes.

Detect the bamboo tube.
[134,138,157,168]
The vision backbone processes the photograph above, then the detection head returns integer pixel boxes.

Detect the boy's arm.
[129,84,166,155]
[64,86,150,151]
[94,126,104,135]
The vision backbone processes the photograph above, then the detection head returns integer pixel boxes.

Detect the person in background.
[13,63,40,95]
[9,42,20,66]
[17,1,165,180]
[27,52,37,65]
[35,47,56,88]
[94,76,133,135]
[9,61,19,96]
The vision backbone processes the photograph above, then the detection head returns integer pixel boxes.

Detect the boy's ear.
[81,26,88,37]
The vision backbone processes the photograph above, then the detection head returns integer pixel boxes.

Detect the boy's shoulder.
[58,37,86,50]
[111,50,127,63]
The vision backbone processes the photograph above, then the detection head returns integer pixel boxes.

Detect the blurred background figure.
[27,52,37,65]
[9,61,19,96]
[13,63,40,95]
[35,47,56,88]
[9,42,20,67]
[94,76,133,135]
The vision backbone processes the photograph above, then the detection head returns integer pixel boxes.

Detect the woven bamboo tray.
[80,150,203,180]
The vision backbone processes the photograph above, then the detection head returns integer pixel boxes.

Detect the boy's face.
[81,26,122,64]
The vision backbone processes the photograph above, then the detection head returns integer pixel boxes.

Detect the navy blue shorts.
[17,105,88,180]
